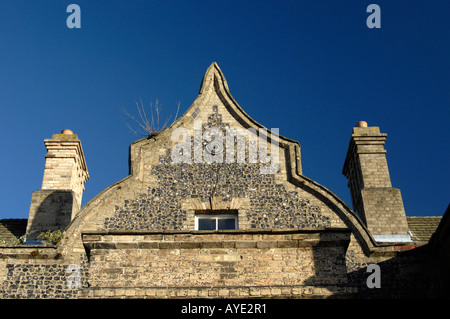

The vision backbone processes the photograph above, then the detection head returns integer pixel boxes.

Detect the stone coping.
[81,227,351,236]
[81,228,352,251]
[0,245,56,249]
[0,245,59,260]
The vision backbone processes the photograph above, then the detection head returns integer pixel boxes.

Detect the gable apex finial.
[199,62,229,94]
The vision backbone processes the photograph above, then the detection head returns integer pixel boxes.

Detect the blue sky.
[0,1,448,219]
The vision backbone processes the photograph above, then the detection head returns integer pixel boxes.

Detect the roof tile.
[407,216,442,243]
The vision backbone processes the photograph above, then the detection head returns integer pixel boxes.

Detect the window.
[195,213,238,230]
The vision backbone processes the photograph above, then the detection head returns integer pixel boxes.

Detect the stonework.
[342,124,410,238]
[0,63,448,299]
[81,229,354,298]
[104,156,329,232]
[26,132,89,239]
[26,190,77,239]
[41,132,89,208]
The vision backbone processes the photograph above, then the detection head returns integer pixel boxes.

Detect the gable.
[59,63,375,259]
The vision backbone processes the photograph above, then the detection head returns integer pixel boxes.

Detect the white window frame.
[195,214,238,230]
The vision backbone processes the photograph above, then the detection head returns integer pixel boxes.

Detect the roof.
[407,216,442,244]
[0,219,27,244]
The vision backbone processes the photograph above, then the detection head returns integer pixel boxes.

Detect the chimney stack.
[26,130,89,239]
[342,122,410,243]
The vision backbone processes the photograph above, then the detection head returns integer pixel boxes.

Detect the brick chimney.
[26,130,89,239]
[342,121,411,243]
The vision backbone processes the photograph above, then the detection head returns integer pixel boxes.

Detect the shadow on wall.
[26,190,76,241]
[300,214,450,299]
[302,230,358,298]
[0,219,27,243]
[346,244,449,299]
[346,203,450,299]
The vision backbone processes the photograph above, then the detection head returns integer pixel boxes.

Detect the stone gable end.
[1,63,446,299]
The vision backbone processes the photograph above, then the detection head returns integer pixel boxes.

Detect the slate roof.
[407,216,442,244]
[0,219,27,244]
